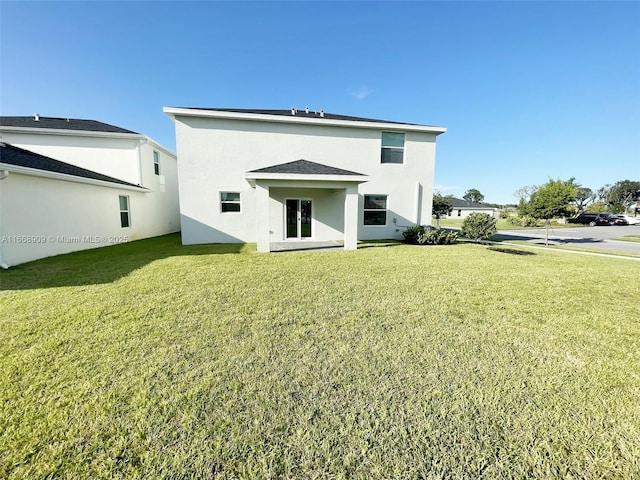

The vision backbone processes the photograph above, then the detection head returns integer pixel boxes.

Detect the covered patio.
[245,160,369,253]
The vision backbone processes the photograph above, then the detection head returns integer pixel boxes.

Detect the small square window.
[381,132,404,164]
[153,151,160,175]
[119,195,130,228]
[220,192,241,213]
[364,194,388,226]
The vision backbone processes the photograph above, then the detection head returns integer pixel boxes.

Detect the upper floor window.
[381,132,404,164]
[363,194,387,226]
[220,192,241,213]
[119,195,130,228]
[153,151,160,175]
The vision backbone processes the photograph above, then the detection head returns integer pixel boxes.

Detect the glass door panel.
[301,200,312,238]
[286,199,298,238]
[285,199,312,239]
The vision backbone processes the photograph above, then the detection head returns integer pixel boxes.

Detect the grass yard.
[1,234,639,479]
[614,234,640,243]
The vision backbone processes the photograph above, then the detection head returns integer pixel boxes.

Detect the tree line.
[515,179,640,217]
[431,180,639,229]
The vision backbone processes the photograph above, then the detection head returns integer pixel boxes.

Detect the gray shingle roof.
[0,116,139,134]
[449,197,493,209]
[172,107,436,127]
[249,159,366,176]
[0,142,143,188]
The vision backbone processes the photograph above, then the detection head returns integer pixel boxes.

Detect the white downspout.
[415,181,423,225]
[136,138,149,186]
[0,169,9,268]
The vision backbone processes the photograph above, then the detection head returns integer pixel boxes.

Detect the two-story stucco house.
[0,116,180,267]
[164,107,446,252]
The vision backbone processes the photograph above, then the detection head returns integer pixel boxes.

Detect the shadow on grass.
[357,240,405,250]
[0,233,250,291]
[492,233,604,244]
[487,247,536,256]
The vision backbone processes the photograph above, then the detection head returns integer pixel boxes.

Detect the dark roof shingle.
[0,116,139,134]
[172,107,437,127]
[0,142,142,188]
[449,197,493,209]
[249,159,366,176]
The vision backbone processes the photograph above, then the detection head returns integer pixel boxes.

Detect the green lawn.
[614,235,640,243]
[2,234,639,479]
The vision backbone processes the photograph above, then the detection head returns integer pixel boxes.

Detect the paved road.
[493,225,640,255]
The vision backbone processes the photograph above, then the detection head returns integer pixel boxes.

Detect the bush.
[402,225,424,244]
[403,226,458,245]
[521,216,543,227]
[507,216,543,227]
[461,213,497,242]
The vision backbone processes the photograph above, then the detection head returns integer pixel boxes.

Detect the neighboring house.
[0,116,180,267]
[164,107,446,252]
[446,197,499,219]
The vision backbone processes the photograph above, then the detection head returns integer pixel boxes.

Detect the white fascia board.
[143,136,176,158]
[245,172,370,183]
[163,107,447,135]
[0,125,144,141]
[0,163,149,192]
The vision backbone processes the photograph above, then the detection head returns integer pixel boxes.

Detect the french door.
[285,199,312,239]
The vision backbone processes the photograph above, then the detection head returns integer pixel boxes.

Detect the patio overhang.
[245,159,369,187]
[245,160,369,252]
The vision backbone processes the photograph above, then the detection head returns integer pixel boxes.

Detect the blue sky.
[1,1,638,204]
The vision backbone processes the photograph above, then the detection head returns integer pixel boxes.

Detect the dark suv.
[567,213,616,226]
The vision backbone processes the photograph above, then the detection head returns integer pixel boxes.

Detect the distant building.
[446,197,499,219]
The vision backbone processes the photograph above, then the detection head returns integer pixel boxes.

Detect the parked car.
[610,216,629,226]
[616,214,639,225]
[567,213,617,226]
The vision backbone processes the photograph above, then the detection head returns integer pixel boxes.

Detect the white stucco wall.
[171,113,442,245]
[448,208,499,219]
[0,173,153,267]
[0,129,181,249]
[0,131,142,184]
[137,142,181,236]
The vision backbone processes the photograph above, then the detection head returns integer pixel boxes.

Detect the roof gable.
[248,159,366,176]
[0,142,142,188]
[0,116,138,134]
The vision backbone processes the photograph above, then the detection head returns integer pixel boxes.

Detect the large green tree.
[573,186,595,213]
[463,188,485,203]
[432,193,453,227]
[599,180,640,213]
[519,179,577,244]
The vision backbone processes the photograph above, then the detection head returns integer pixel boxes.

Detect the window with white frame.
[381,132,405,164]
[363,194,388,226]
[153,151,160,175]
[220,192,241,213]
[119,195,130,228]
